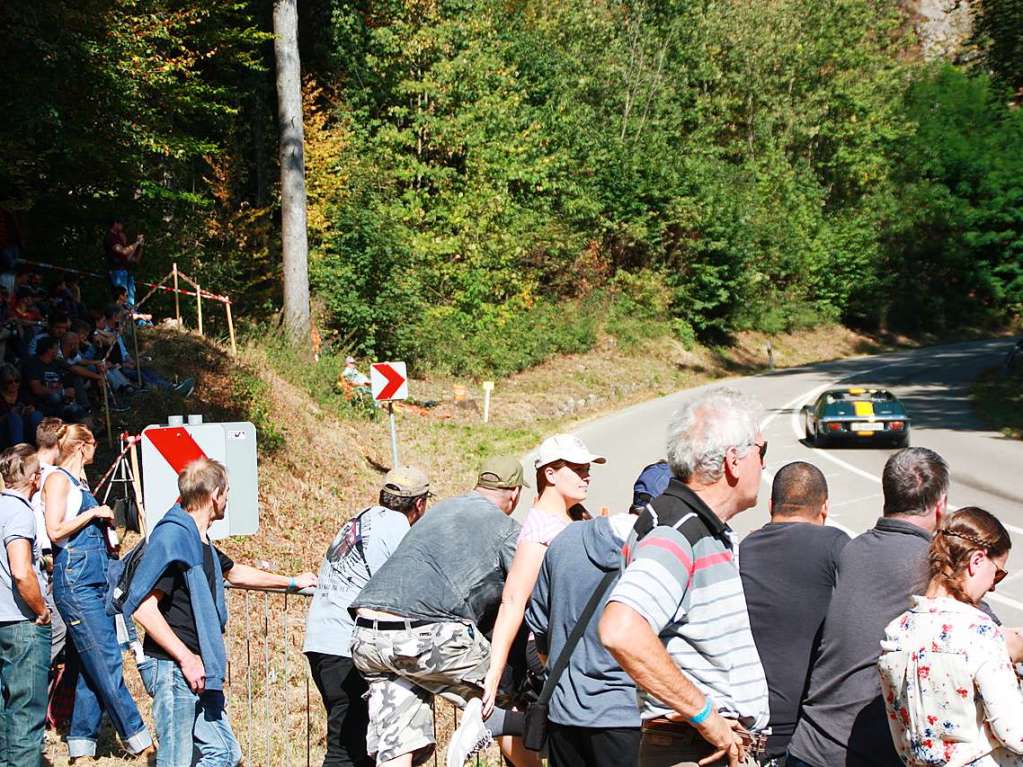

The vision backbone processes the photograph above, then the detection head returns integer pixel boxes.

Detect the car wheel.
[895,432,910,449]
[814,428,829,449]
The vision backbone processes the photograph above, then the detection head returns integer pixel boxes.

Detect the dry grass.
[43,322,890,766]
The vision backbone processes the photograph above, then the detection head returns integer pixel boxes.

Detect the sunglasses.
[988,555,1009,585]
[737,441,768,462]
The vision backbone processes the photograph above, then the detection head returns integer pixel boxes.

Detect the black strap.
[536,570,617,706]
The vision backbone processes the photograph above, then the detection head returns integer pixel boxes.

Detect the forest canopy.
[1,0,1020,375]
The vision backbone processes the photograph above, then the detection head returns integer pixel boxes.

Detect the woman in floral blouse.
[878,507,1023,766]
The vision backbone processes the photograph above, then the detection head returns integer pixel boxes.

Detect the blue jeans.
[138,658,242,767]
[0,620,51,767]
[109,269,136,307]
[53,527,152,757]
[1,408,43,448]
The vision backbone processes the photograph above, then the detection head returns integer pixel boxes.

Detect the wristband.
[288,577,297,592]
[689,697,713,725]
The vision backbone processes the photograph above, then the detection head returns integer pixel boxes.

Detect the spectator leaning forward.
[348,455,532,767]
[303,465,432,767]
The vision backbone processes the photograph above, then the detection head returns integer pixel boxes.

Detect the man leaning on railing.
[121,457,317,767]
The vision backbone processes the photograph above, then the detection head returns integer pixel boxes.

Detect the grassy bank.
[972,367,1023,440]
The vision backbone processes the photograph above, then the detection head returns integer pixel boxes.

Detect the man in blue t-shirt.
[303,465,431,767]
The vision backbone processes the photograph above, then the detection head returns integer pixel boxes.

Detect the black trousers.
[306,652,373,767]
[547,723,641,767]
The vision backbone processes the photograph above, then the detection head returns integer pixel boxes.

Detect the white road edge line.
[758,359,1023,614]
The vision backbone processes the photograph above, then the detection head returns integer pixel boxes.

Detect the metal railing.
[223,586,483,767]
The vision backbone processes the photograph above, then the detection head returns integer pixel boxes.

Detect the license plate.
[852,422,884,431]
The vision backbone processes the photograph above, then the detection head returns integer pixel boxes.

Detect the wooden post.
[172,263,181,327]
[129,440,148,539]
[101,381,113,445]
[225,301,237,356]
[196,283,204,336]
[132,324,143,388]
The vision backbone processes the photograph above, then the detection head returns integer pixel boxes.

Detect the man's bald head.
[770,461,828,521]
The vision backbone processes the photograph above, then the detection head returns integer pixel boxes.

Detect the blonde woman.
[45,424,153,763]
[878,507,1023,767]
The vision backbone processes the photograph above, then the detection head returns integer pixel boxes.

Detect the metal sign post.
[371,361,410,468]
[387,402,400,466]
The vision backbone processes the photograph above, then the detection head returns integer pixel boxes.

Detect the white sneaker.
[446,698,493,767]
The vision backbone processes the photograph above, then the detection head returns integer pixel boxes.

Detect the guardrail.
[224,585,482,767]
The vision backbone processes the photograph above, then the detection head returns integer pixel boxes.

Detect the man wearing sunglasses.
[600,387,770,767]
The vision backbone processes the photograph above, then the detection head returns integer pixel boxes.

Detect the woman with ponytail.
[44,424,153,763]
[878,507,1023,766]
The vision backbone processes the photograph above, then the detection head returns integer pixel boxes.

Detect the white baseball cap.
[534,434,606,469]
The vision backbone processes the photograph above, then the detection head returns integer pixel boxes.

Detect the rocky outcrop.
[904,0,974,60]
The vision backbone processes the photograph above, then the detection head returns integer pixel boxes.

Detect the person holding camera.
[45,423,154,763]
[0,444,52,766]
[105,218,143,308]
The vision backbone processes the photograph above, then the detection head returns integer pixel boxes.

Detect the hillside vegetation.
[3,0,1022,377]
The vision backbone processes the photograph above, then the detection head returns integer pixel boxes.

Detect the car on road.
[801,387,910,448]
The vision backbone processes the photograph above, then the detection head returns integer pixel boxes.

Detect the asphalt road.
[561,338,1023,626]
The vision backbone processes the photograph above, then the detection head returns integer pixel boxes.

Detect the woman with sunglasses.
[472,435,605,765]
[45,424,154,763]
[878,507,1023,766]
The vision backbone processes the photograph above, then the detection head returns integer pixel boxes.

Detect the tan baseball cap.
[382,465,431,498]
[476,455,528,490]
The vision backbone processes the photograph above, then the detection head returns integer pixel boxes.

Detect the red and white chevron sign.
[370,361,409,402]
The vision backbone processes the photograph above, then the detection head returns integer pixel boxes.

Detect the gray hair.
[882,447,949,517]
[666,388,763,483]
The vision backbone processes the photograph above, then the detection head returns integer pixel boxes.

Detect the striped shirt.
[609,480,770,729]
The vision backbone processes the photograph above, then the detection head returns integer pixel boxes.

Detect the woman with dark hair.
[878,507,1023,766]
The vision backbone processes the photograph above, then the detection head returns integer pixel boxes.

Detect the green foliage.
[4,0,1022,378]
[883,66,1023,330]
[233,369,286,454]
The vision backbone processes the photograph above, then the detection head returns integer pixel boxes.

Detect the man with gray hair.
[787,447,949,767]
[599,387,770,767]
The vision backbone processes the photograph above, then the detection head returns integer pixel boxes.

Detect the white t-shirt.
[30,462,60,552]
[303,506,411,656]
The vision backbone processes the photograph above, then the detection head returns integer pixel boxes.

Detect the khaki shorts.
[350,620,490,765]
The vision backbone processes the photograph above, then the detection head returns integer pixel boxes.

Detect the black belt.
[355,617,432,631]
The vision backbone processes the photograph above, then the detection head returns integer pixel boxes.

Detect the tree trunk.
[273,0,310,344]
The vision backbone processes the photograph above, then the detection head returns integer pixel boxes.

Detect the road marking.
[758,358,907,494]
[985,591,1023,613]
[766,359,1023,616]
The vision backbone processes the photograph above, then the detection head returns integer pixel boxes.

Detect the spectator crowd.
[2,385,1023,767]
[0,217,194,453]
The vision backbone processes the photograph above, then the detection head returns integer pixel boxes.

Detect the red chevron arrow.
[372,362,407,401]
